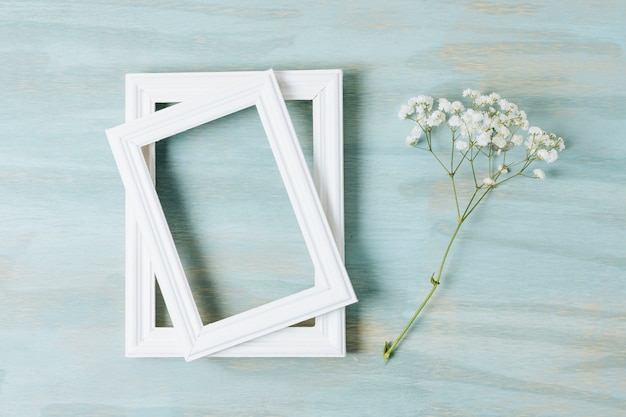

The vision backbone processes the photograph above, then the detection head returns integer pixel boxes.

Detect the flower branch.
[384,89,564,361]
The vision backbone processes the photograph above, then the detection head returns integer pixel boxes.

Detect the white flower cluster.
[401,88,564,182]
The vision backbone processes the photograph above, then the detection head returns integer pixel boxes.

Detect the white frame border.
[110,70,355,360]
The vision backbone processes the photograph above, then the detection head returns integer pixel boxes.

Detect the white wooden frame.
[107,70,356,360]
[125,69,350,358]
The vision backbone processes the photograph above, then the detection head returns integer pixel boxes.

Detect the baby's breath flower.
[519,118,529,130]
[525,132,543,154]
[538,148,559,163]
[547,147,558,160]
[468,109,484,123]
[511,134,523,146]
[413,95,434,112]
[533,168,545,179]
[455,140,469,151]
[414,111,427,123]
[405,125,424,147]
[405,135,419,147]
[427,110,446,127]
[497,113,511,126]
[498,98,511,111]
[389,88,565,361]
[475,95,490,106]
[489,92,501,101]
[438,98,451,113]
[476,131,491,147]
[448,115,462,128]
[548,134,565,151]
[492,135,507,149]
[398,105,412,119]
[463,89,480,99]
[495,124,510,138]
[450,101,465,113]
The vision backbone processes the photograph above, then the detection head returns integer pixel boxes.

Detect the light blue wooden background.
[1,1,625,416]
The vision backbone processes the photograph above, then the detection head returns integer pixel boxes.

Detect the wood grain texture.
[1,0,624,415]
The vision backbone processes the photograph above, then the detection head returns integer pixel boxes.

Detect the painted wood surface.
[1,1,624,415]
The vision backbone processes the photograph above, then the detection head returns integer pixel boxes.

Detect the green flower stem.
[435,218,463,283]
[450,174,461,220]
[383,277,438,361]
[461,187,490,220]
[383,219,464,361]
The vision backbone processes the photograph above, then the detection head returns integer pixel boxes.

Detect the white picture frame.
[125,69,349,358]
[107,70,356,360]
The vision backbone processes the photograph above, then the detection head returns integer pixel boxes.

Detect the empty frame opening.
[152,101,317,327]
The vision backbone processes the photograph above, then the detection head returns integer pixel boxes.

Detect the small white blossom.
[463,89,481,99]
[475,131,491,147]
[483,177,495,187]
[537,148,559,163]
[536,148,548,160]
[450,101,465,113]
[498,164,509,174]
[488,92,501,103]
[455,140,469,151]
[498,112,511,126]
[460,109,483,137]
[427,110,446,127]
[492,135,507,149]
[469,109,484,123]
[438,98,451,113]
[525,139,537,153]
[475,95,490,106]
[405,135,419,147]
[511,134,523,146]
[498,98,511,111]
[405,125,423,146]
[413,111,427,123]
[448,115,462,128]
[495,124,510,138]
[533,168,545,179]
[519,118,529,130]
[547,134,565,151]
[398,105,412,119]
[414,95,434,110]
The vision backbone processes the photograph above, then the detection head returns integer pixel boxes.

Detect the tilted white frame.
[108,70,356,360]
[124,69,350,357]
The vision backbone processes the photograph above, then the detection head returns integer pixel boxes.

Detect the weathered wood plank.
[1,1,624,416]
